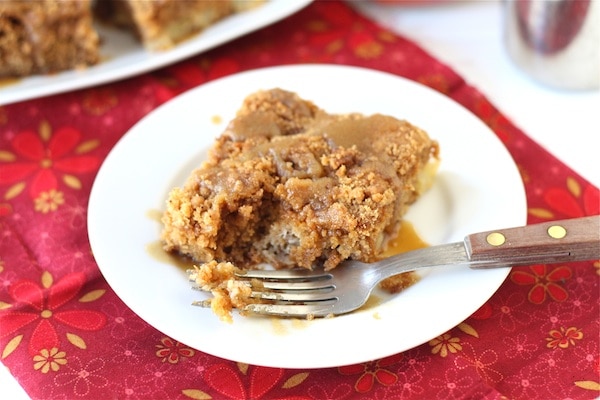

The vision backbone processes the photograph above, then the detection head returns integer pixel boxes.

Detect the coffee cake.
[94,0,265,51]
[162,89,439,272]
[0,0,99,77]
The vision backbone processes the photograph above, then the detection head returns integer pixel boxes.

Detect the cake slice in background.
[0,0,99,77]
[94,0,265,51]
[0,0,266,78]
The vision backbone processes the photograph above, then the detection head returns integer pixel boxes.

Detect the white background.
[2,1,598,397]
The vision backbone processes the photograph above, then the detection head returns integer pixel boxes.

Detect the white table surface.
[1,1,598,398]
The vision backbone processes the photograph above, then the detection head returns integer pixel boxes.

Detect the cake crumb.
[190,261,257,323]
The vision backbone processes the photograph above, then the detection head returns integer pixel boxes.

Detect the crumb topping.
[163,88,439,321]
[162,89,439,272]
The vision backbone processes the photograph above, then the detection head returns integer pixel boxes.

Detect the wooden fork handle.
[464,216,600,268]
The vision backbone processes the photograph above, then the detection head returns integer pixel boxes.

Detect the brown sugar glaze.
[378,220,427,294]
[0,77,20,88]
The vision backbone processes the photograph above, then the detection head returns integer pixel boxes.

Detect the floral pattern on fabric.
[0,272,106,358]
[338,353,403,393]
[0,122,100,207]
[155,337,195,364]
[511,264,572,304]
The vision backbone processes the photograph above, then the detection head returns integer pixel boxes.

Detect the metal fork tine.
[234,268,335,291]
[256,280,334,290]
[192,298,336,318]
[191,299,212,308]
[251,290,336,302]
[243,303,336,318]
[191,280,334,292]
[235,269,332,280]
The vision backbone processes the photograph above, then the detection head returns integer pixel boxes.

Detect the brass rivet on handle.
[486,232,506,246]
[547,225,567,239]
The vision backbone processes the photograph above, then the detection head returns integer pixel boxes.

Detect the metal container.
[504,0,599,90]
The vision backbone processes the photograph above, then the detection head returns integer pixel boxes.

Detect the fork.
[192,216,600,318]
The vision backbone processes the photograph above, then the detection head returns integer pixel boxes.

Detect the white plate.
[0,0,311,106]
[88,64,527,369]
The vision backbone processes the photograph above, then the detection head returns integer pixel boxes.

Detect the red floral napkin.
[0,1,598,399]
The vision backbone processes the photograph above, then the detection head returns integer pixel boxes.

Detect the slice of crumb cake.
[0,0,100,77]
[161,89,439,272]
